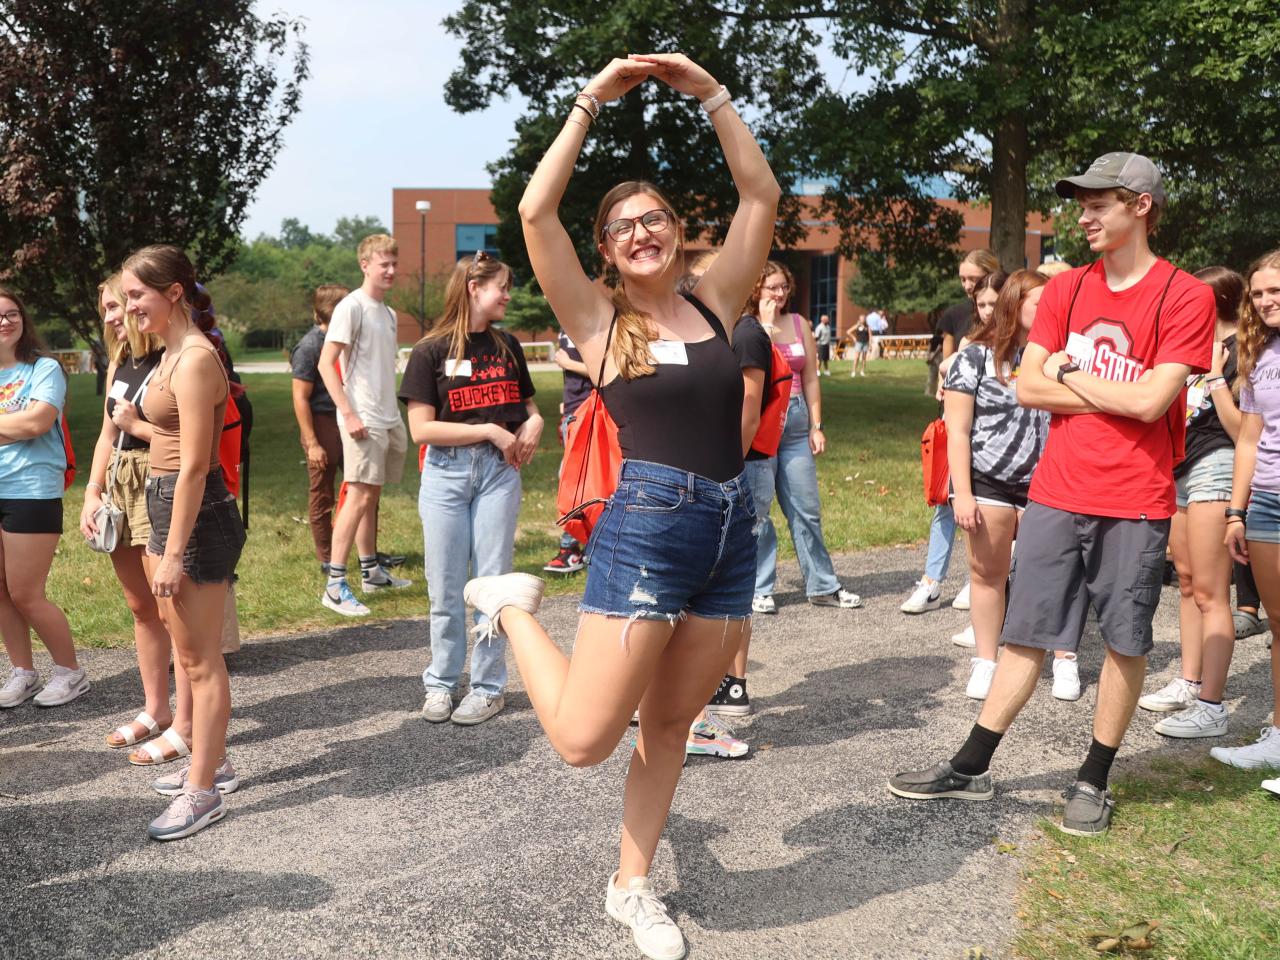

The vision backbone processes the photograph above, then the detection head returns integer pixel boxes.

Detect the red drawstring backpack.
[557,317,622,544]
[920,412,950,507]
[56,410,75,489]
[220,394,243,497]
[749,344,794,458]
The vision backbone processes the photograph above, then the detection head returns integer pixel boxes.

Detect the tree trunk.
[989,0,1032,272]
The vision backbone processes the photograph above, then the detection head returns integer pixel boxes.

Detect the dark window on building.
[809,253,838,328]
[456,224,499,261]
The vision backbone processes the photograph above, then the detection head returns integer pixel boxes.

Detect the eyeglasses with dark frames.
[601,208,673,243]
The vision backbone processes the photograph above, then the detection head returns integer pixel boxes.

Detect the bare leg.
[1,531,76,668]
[1093,648,1147,746]
[1169,509,1204,681]
[107,545,174,739]
[1187,501,1236,702]
[731,618,750,679]
[1245,543,1280,714]
[329,482,377,574]
[966,506,1016,663]
[0,529,32,670]
[165,577,231,790]
[357,485,381,558]
[976,643,1047,732]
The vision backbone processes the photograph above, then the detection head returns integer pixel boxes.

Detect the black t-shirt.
[107,350,163,452]
[398,329,536,428]
[1178,334,1238,477]
[938,301,975,347]
[558,330,592,417]
[732,315,774,462]
[854,324,870,344]
[290,325,336,416]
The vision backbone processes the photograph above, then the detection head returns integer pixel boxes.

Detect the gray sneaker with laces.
[147,785,226,841]
[1056,780,1115,837]
[450,690,504,726]
[421,688,454,723]
[606,872,686,960]
[153,757,240,796]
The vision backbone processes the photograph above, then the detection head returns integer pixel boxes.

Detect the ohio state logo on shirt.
[1076,319,1147,383]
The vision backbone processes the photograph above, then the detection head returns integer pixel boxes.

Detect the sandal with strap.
[128,727,191,767]
[105,711,163,749]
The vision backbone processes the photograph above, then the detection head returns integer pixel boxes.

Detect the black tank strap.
[680,292,729,344]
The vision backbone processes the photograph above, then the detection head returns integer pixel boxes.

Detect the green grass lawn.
[54,356,938,648]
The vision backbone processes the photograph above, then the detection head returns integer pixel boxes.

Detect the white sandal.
[105,711,161,749]
[128,726,190,766]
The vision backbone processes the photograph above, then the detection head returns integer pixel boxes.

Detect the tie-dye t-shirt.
[944,343,1049,485]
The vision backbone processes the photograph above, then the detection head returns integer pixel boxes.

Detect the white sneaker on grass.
[34,666,90,707]
[1262,778,1280,796]
[965,658,997,700]
[1138,677,1199,713]
[951,625,976,648]
[361,567,412,593]
[0,668,39,707]
[1154,701,1228,739]
[1210,726,1280,769]
[322,582,370,617]
[1051,655,1082,702]
[952,582,971,610]
[900,578,941,614]
[606,872,686,960]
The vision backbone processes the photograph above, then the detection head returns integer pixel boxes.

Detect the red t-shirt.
[1028,258,1214,519]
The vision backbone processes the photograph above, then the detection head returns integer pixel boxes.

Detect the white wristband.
[700,85,731,114]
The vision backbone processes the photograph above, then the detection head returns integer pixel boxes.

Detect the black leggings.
[1235,560,1261,612]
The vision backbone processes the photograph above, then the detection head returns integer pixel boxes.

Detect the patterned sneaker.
[1210,726,1280,769]
[952,581,972,610]
[965,658,997,700]
[1051,655,1082,702]
[153,757,240,796]
[421,689,453,723]
[686,714,749,758]
[888,760,994,801]
[450,690,505,726]
[1056,781,1115,837]
[1154,701,1229,739]
[809,588,863,609]
[0,667,39,708]
[147,785,226,841]
[1138,677,1199,713]
[751,595,777,615]
[321,582,370,617]
[707,675,750,717]
[900,578,941,614]
[543,546,585,573]
[605,872,687,960]
[33,666,90,707]
[361,567,412,593]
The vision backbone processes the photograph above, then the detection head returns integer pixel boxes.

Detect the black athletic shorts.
[951,474,1031,510]
[0,498,63,535]
[145,469,244,584]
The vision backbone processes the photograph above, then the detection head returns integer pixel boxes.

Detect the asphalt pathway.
[3,545,1274,960]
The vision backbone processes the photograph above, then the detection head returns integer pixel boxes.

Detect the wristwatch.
[1056,362,1080,384]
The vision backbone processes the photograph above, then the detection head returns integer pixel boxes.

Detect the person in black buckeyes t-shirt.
[398,252,541,728]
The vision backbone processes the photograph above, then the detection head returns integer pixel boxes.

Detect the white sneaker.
[1154,701,1229,739]
[952,582,971,610]
[751,595,777,615]
[33,666,90,707]
[1262,778,1280,796]
[1210,726,1280,769]
[1051,655,1082,702]
[0,667,39,707]
[421,689,453,723]
[463,573,545,627]
[1138,677,1199,713]
[965,658,997,700]
[950,624,976,648]
[605,872,686,960]
[361,567,413,593]
[900,578,941,614]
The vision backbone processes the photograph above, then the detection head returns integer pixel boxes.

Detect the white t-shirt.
[867,311,888,334]
[325,288,401,429]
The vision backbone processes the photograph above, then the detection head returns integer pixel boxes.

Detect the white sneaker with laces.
[1051,655,1082,701]
[463,573,545,633]
[605,872,687,960]
[1210,726,1280,769]
[900,578,941,614]
[361,567,412,593]
[965,658,997,700]
[952,582,971,610]
[951,624,976,648]
[751,595,777,615]
[1138,677,1199,713]
[0,667,39,708]
[1154,701,1228,739]
[33,666,90,707]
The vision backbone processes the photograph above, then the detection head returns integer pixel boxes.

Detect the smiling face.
[975,286,999,326]
[469,272,512,326]
[598,193,679,284]
[1019,285,1044,333]
[1251,267,1280,330]
[361,251,398,292]
[759,269,791,310]
[1076,189,1148,253]
[121,269,183,336]
[0,296,23,353]
[100,286,127,342]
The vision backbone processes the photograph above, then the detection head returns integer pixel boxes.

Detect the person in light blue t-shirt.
[0,286,88,711]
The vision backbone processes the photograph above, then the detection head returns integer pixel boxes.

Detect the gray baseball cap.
[1055,152,1166,206]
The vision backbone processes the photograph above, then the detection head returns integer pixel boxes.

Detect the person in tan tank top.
[122,244,245,842]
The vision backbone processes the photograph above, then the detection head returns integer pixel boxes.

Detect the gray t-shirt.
[290,325,336,417]
[324,288,401,429]
[943,342,1048,486]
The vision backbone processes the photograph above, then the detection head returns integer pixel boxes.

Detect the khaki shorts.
[108,447,152,548]
[339,416,407,487]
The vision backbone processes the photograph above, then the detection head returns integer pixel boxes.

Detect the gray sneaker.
[887,761,994,801]
[1056,780,1115,837]
[451,690,504,726]
[147,785,226,841]
[153,757,240,797]
[33,666,90,707]
[421,688,453,723]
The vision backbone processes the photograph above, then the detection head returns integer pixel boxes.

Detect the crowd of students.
[6,52,1280,960]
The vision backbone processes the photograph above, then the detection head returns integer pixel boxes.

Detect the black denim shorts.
[145,469,245,584]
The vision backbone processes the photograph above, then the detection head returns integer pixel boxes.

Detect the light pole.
[415,199,431,336]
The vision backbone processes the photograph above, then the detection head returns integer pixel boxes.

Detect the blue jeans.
[745,395,840,598]
[419,442,522,697]
[924,503,957,583]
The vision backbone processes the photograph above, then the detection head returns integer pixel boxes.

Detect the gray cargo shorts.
[1002,501,1170,657]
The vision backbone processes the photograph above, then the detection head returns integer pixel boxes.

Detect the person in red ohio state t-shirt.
[890,152,1216,840]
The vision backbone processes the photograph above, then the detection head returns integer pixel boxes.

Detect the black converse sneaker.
[707,675,750,717]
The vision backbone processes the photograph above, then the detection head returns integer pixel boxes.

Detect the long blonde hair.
[99,273,164,364]
[1237,249,1280,384]
[422,253,515,368]
[594,181,685,381]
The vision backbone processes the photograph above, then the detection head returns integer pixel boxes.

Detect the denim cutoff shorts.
[146,469,245,584]
[1246,489,1280,544]
[581,459,756,623]
[1175,445,1235,509]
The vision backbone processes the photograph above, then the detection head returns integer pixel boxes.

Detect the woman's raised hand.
[582,58,660,104]
[628,53,720,101]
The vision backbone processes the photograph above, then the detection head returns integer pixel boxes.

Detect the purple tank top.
[780,313,806,396]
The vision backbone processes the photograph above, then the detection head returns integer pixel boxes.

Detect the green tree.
[848,254,960,324]
[502,282,557,335]
[333,215,390,250]
[0,1,309,347]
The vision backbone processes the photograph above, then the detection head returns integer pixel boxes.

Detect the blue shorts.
[1246,489,1280,544]
[1175,445,1234,508]
[580,460,755,622]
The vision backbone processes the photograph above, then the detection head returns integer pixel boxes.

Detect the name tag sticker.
[650,341,689,365]
[109,379,129,400]
[445,359,472,378]
[790,342,805,358]
[1065,332,1096,365]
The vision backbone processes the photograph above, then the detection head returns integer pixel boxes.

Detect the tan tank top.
[142,337,229,474]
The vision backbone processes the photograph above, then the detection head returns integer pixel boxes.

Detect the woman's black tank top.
[106,350,163,452]
[599,293,744,483]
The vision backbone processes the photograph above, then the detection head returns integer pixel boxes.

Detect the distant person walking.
[815,314,832,376]
[544,327,592,574]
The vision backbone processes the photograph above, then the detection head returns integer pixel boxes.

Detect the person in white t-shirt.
[317,234,412,616]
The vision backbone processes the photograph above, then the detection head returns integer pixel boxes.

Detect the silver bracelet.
[700,85,731,114]
[575,91,601,120]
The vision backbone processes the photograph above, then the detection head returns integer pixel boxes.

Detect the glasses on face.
[602,208,672,243]
[0,311,22,325]
[762,283,790,294]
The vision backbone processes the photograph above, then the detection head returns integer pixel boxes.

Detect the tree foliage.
[0,0,309,346]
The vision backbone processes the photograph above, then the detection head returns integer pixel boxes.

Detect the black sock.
[1199,696,1223,707]
[950,723,1004,776]
[1076,738,1119,791]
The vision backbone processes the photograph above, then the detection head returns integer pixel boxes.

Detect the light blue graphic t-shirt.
[0,357,68,499]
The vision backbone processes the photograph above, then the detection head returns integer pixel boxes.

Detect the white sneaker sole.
[1052,687,1083,702]
[361,579,412,594]
[706,703,751,717]
[1209,747,1280,770]
[148,804,226,841]
[450,701,504,726]
[901,598,941,615]
[605,900,687,960]
[1137,698,1194,713]
[321,594,369,617]
[34,680,90,707]
[0,683,39,708]
[1154,721,1227,739]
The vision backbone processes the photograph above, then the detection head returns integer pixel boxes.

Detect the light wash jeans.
[419,441,522,697]
[924,503,957,584]
[746,394,841,598]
